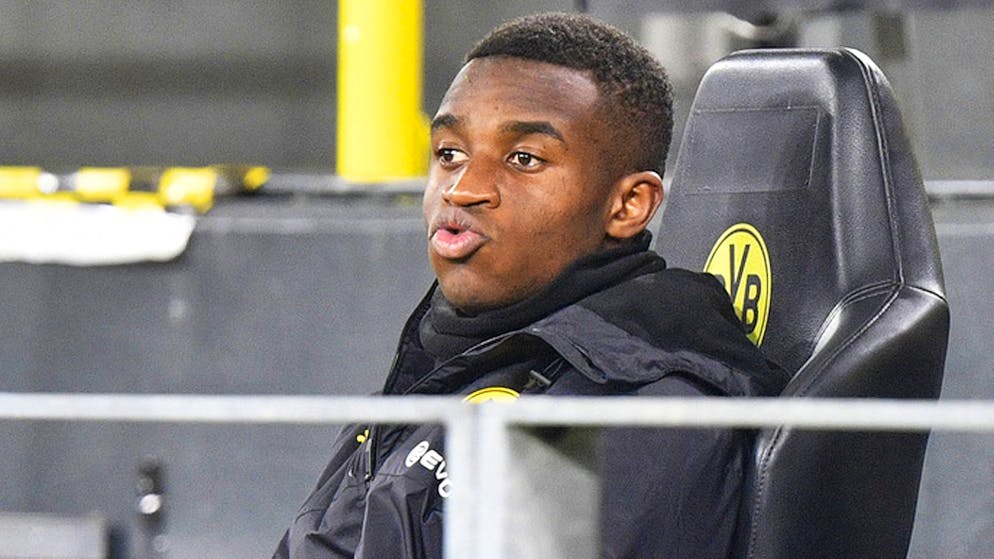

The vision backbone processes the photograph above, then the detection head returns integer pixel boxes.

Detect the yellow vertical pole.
[338,0,429,182]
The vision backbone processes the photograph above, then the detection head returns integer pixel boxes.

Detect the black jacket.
[275,243,787,559]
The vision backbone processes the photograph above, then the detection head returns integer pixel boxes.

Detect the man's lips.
[429,220,488,260]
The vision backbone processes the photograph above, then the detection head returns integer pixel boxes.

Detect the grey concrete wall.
[0,1,338,168]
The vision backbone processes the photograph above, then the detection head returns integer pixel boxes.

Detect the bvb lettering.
[704,223,771,346]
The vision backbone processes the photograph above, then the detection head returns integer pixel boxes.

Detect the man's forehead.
[446,56,598,96]
[433,57,602,134]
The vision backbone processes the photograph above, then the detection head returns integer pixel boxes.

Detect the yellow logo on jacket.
[463,386,520,404]
[704,223,771,346]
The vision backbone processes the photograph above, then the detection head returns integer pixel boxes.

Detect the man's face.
[423,56,619,313]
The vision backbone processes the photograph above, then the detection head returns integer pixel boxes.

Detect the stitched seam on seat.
[905,283,948,305]
[845,48,905,286]
[794,283,900,398]
[810,280,895,345]
[747,425,785,558]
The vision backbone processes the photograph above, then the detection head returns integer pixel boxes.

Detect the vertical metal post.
[444,406,479,559]
[442,406,477,559]
[475,406,510,559]
[337,0,429,182]
[444,404,512,559]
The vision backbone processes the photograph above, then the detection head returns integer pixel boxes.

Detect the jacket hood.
[532,267,788,397]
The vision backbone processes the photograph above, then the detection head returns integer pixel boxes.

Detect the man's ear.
[605,171,663,240]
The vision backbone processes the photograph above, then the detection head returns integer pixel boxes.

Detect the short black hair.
[466,12,673,176]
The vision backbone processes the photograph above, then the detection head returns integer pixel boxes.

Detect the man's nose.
[441,163,499,208]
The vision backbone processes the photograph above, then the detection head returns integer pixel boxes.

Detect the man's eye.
[437,148,467,165]
[509,151,543,169]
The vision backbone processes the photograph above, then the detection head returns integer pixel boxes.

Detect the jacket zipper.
[363,425,376,482]
[357,286,437,483]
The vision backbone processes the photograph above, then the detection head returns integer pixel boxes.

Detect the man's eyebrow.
[430,114,459,132]
[501,121,565,142]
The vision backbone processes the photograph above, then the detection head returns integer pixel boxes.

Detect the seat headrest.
[657,48,945,373]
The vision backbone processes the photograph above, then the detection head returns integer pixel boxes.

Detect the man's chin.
[434,266,558,315]
[436,281,512,316]
[439,291,495,316]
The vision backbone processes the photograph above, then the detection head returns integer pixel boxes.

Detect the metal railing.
[3,392,994,559]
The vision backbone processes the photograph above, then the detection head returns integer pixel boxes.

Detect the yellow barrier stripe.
[0,165,265,212]
[75,167,131,201]
[242,166,270,191]
[159,167,218,213]
[0,166,44,198]
[112,191,165,211]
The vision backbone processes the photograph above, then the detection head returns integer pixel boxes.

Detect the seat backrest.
[656,48,949,558]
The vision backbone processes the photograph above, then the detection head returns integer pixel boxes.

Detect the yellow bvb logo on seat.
[704,223,772,346]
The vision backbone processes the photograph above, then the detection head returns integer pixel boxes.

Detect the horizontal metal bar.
[934,222,994,237]
[255,177,994,200]
[253,177,994,200]
[262,173,426,196]
[491,396,994,432]
[195,215,426,235]
[4,392,994,559]
[926,180,994,200]
[2,392,994,432]
[0,393,456,424]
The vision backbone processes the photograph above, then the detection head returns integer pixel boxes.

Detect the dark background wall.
[0,197,436,556]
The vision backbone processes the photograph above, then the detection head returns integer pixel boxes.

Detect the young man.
[275,13,787,559]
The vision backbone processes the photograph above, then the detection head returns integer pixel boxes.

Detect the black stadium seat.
[657,48,950,558]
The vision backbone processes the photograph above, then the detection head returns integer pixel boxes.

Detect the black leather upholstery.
[656,49,949,558]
